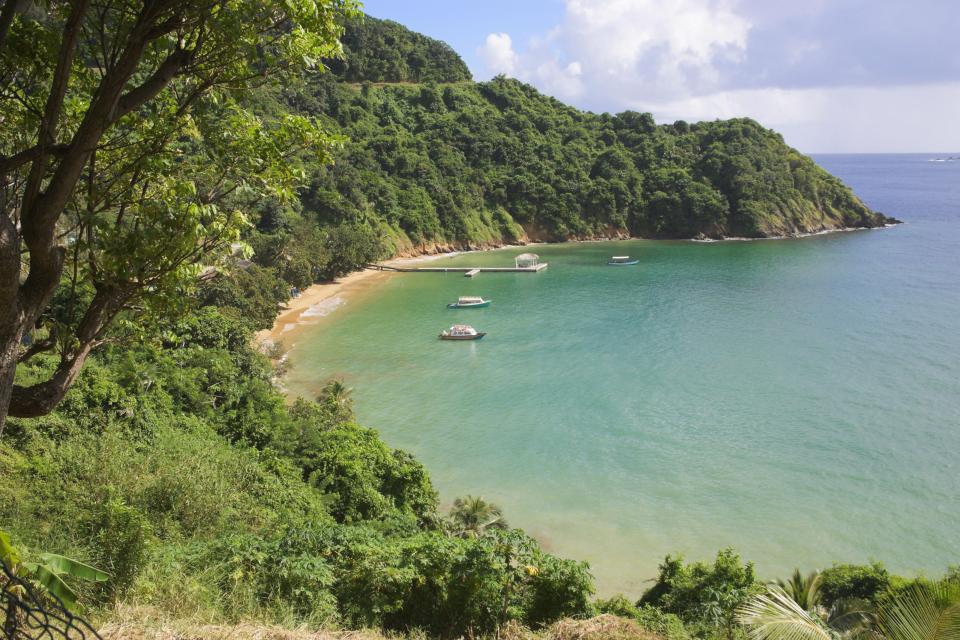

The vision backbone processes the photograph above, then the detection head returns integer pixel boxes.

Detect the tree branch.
[0,144,71,176]
[18,337,56,363]
[8,285,127,418]
[112,45,195,122]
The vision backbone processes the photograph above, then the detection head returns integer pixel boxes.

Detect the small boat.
[608,255,639,265]
[447,296,491,309]
[439,324,486,340]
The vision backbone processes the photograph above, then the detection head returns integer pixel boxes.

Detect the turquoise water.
[286,154,960,594]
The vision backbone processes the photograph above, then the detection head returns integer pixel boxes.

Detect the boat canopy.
[611,256,630,260]
[458,296,484,303]
[515,253,540,268]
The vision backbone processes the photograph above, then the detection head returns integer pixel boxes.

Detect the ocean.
[285,154,960,594]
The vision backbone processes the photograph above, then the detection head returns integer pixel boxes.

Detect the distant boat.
[447,296,491,309]
[608,256,639,265]
[439,324,486,340]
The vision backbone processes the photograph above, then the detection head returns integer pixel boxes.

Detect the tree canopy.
[0,0,358,429]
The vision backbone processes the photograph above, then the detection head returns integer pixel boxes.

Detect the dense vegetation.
[327,15,473,83]
[277,16,895,258]
[217,15,897,332]
[3,311,957,638]
[1,306,593,636]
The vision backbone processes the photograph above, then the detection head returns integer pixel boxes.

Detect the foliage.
[295,420,438,524]
[737,582,960,640]
[778,570,824,612]
[820,564,892,606]
[877,582,960,640]
[282,34,892,257]
[448,495,509,537]
[0,529,109,612]
[640,550,760,625]
[328,15,472,83]
[0,0,361,427]
[596,596,690,640]
[0,308,593,634]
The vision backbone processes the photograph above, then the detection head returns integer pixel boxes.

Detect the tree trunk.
[0,208,22,437]
[0,324,24,438]
[6,286,124,421]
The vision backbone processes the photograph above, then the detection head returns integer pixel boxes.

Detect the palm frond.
[879,583,960,640]
[738,586,835,640]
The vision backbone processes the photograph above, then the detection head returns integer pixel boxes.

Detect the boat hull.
[447,301,491,308]
[607,260,639,265]
[439,332,486,340]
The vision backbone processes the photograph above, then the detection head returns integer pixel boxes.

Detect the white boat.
[439,324,486,340]
[447,296,491,309]
[608,255,639,265]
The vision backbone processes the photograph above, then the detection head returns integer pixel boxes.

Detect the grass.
[98,610,663,640]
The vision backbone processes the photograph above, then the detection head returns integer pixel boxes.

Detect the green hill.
[327,15,473,84]
[288,16,893,255]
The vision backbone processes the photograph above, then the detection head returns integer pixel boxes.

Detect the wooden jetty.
[369,262,548,274]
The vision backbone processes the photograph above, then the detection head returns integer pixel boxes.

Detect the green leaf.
[737,587,833,640]
[879,583,960,640]
[38,553,110,582]
[31,565,80,612]
[0,530,21,568]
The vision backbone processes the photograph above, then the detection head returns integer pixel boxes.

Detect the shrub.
[87,496,151,600]
[819,562,891,605]
[638,549,759,626]
[596,597,689,640]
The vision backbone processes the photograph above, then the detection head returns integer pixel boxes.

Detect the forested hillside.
[280,16,895,256]
[327,15,472,83]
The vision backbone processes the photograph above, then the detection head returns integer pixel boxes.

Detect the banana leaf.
[29,564,81,612]
[37,553,110,582]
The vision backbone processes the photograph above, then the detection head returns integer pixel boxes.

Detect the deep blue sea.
[287,154,960,594]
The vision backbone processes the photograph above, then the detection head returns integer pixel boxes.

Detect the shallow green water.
[286,155,960,594]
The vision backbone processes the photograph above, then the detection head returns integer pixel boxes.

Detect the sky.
[359,0,960,153]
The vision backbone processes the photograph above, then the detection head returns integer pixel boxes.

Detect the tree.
[448,495,508,537]
[319,377,353,414]
[0,0,358,433]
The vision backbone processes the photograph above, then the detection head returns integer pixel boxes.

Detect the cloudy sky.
[359,0,960,153]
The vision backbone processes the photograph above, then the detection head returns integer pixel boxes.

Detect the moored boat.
[439,324,486,340]
[608,255,639,265]
[447,296,491,309]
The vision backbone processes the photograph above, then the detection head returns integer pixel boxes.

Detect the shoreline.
[255,252,463,349]
[257,223,898,351]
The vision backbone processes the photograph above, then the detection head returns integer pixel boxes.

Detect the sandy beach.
[254,269,387,349]
[255,253,464,350]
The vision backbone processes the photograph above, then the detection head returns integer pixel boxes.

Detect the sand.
[255,253,462,351]
[254,269,389,350]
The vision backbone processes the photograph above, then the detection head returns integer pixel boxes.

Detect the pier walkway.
[368,262,548,274]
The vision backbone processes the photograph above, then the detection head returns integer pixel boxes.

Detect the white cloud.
[636,82,960,153]
[477,0,751,105]
[478,32,519,76]
[478,30,585,100]
[561,0,750,97]
[470,0,960,151]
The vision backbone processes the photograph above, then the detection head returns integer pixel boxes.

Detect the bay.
[286,154,960,594]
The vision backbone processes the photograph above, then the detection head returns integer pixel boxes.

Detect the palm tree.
[737,582,960,640]
[448,495,508,537]
[779,569,824,612]
[319,378,353,412]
